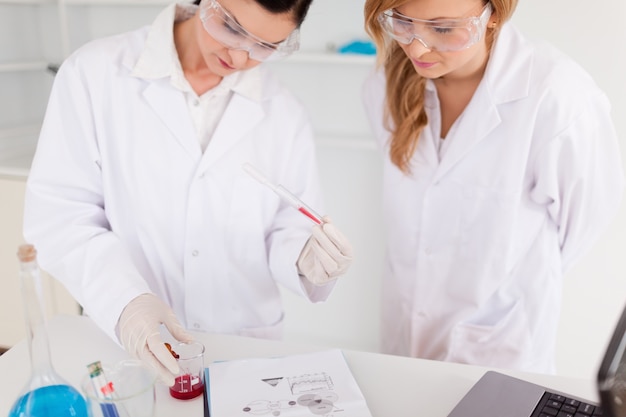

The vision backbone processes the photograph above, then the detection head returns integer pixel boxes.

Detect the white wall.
[267,0,384,353]
[511,1,626,379]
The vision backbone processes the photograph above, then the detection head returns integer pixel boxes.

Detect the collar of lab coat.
[130,2,262,103]
[421,23,533,182]
[124,3,268,168]
[484,23,533,104]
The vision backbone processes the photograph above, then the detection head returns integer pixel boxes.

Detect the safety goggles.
[199,0,300,62]
[378,3,492,52]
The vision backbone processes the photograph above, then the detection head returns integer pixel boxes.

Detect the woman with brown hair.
[24,0,353,386]
[363,0,623,372]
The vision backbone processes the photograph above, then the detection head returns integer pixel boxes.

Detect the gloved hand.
[297,217,353,285]
[117,293,193,386]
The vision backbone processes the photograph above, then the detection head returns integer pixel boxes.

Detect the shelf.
[0,124,40,140]
[63,0,170,4]
[0,129,375,179]
[0,0,55,4]
[316,134,377,151]
[0,61,49,73]
[282,52,376,66]
[0,0,166,4]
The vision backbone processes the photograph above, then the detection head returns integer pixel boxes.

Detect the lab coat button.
[424,247,431,255]
[192,250,199,257]
[193,323,200,329]
[193,99,199,106]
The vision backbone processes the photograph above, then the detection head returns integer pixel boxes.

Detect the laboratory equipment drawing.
[289,372,334,394]
[262,377,284,387]
[207,349,373,417]
[297,391,343,416]
[241,372,344,416]
[242,399,298,415]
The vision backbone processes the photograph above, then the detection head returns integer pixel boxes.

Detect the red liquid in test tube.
[298,207,322,224]
[243,163,325,225]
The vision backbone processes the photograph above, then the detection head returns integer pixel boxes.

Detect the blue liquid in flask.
[10,245,89,417]
[8,384,88,417]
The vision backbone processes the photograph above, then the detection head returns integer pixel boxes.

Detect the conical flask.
[8,244,88,417]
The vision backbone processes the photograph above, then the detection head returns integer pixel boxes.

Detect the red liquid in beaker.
[169,374,204,400]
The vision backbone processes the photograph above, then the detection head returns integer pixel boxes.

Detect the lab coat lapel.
[433,25,532,183]
[142,80,200,160]
[416,126,440,169]
[417,83,446,169]
[433,89,501,183]
[201,94,264,169]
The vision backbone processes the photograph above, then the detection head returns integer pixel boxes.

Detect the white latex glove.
[117,293,193,386]
[297,217,353,285]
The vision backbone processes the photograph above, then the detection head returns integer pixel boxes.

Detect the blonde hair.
[364,0,518,173]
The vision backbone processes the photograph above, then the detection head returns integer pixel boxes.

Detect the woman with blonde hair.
[363,0,624,372]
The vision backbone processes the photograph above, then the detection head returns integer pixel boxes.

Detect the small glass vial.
[8,244,88,417]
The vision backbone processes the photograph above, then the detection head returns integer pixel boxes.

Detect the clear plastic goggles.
[378,3,492,52]
[199,0,300,62]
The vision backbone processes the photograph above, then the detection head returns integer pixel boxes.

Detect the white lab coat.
[23,16,332,344]
[363,24,624,373]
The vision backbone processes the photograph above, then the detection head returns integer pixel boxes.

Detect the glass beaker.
[168,341,206,400]
[8,244,88,417]
[81,359,157,417]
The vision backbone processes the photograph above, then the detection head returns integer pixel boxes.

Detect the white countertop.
[0,315,598,417]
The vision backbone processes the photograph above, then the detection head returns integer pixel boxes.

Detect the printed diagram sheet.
[206,349,373,417]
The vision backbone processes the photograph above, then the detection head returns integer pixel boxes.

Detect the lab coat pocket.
[237,313,284,340]
[447,300,532,369]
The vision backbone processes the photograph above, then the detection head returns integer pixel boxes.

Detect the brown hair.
[193,0,313,26]
[364,0,518,173]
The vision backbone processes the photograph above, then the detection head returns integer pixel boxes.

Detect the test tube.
[242,163,324,225]
[86,361,121,417]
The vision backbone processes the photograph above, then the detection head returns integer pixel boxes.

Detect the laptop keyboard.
[531,391,606,417]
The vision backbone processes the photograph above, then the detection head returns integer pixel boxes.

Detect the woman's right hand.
[117,293,194,386]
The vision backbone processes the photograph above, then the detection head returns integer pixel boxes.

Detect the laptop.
[448,302,626,417]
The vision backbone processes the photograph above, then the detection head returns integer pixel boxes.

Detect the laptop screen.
[598,303,626,417]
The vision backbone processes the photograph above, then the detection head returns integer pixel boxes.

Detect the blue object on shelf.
[337,40,377,55]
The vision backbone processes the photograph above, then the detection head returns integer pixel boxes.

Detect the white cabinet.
[0,177,81,348]
[0,0,384,352]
